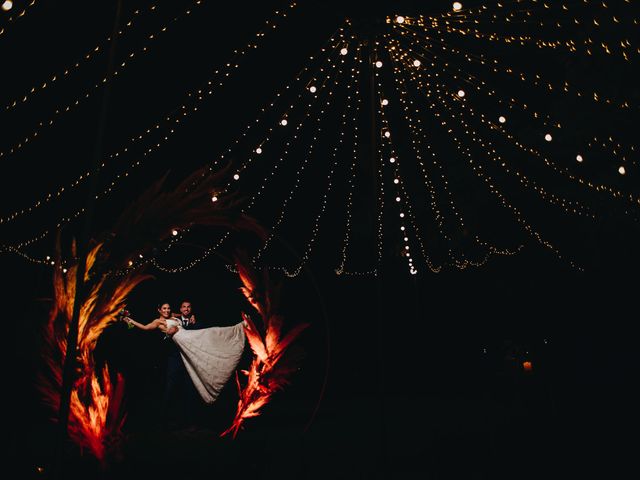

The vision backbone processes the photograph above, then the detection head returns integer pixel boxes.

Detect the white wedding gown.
[167,319,246,404]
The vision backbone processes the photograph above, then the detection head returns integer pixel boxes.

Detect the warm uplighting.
[457,89,465,97]
[1,1,12,12]
[255,147,262,154]
[211,195,218,202]
[309,85,317,93]
[375,60,383,68]
[453,2,463,12]
[280,118,288,126]
[171,229,178,236]
[340,47,348,55]
[381,98,389,106]
[396,15,405,24]
[576,154,583,162]
[413,59,421,67]
[233,173,240,180]
[544,133,552,142]
[498,116,506,123]
[618,165,626,175]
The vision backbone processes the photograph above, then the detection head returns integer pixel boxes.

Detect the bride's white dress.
[166,319,246,404]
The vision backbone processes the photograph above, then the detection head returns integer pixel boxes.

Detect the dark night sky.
[2,1,640,478]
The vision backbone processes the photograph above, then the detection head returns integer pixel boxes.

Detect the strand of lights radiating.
[335,46,363,276]
[429,1,639,61]
[421,79,582,270]
[392,41,598,219]
[0,0,38,37]
[378,41,440,274]
[438,79,597,218]
[148,26,347,274]
[389,41,520,269]
[392,30,638,208]
[0,2,297,229]
[0,1,212,161]
[250,44,350,268]
[588,135,637,169]
[411,21,637,110]
[4,2,174,112]
[276,44,359,277]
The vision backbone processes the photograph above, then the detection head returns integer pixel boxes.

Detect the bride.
[123,302,246,404]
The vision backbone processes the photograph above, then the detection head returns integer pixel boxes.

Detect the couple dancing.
[123,301,246,408]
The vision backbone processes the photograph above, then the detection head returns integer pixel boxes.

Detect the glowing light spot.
[383,130,391,138]
[233,173,240,180]
[1,1,13,12]
[393,178,399,184]
[280,118,288,126]
[453,2,463,12]
[576,154,583,162]
[375,60,383,68]
[389,157,396,163]
[340,47,348,55]
[211,195,218,202]
[395,196,401,202]
[396,15,405,24]
[381,99,389,106]
[255,147,262,154]
[498,116,506,123]
[171,229,178,236]
[309,85,317,93]
[457,89,465,97]
[618,166,626,175]
[413,59,421,67]
[545,133,552,142]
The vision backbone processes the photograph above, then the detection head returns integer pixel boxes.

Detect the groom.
[162,300,200,430]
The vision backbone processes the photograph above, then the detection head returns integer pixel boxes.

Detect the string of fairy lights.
[0,2,298,251]
[0,1,209,161]
[2,1,639,276]
[391,17,637,209]
[0,0,38,37]
[387,37,522,268]
[388,37,598,219]
[146,25,350,274]
[0,2,298,267]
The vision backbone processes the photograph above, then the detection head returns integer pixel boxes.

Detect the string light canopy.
[1,0,638,277]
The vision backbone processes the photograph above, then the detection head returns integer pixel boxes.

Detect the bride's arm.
[124,317,164,331]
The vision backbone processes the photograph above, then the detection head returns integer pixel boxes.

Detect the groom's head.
[179,301,192,318]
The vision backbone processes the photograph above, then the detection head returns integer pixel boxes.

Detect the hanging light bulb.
[618,165,626,175]
[280,118,288,126]
[340,47,348,55]
[381,98,389,106]
[375,60,383,68]
[1,1,13,12]
[457,89,465,98]
[395,15,405,24]
[171,229,179,236]
[498,116,506,123]
[545,133,553,142]
[413,59,421,67]
[309,85,317,93]
[453,2,463,12]
[255,147,263,154]
[576,154,583,162]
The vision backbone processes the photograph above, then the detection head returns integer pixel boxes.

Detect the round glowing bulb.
[309,85,317,93]
[375,60,383,68]
[405,245,410,250]
[576,154,583,162]
[384,131,391,138]
[544,133,552,142]
[211,195,218,202]
[389,157,396,163]
[618,166,626,175]
[399,213,405,218]
[457,89,465,97]
[62,268,68,274]
[50,261,55,266]
[256,147,262,154]
[171,229,178,236]
[233,173,240,180]
[340,47,348,55]
[396,15,405,24]
[381,99,389,106]
[404,237,408,241]
[453,2,463,12]
[413,59,421,67]
[498,116,506,123]
[46,256,51,261]
[400,226,405,231]
[395,196,401,202]
[393,178,399,184]
[280,119,288,126]
[1,1,13,12]
[128,260,134,267]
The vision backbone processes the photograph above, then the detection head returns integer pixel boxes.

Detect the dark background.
[2,1,640,478]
